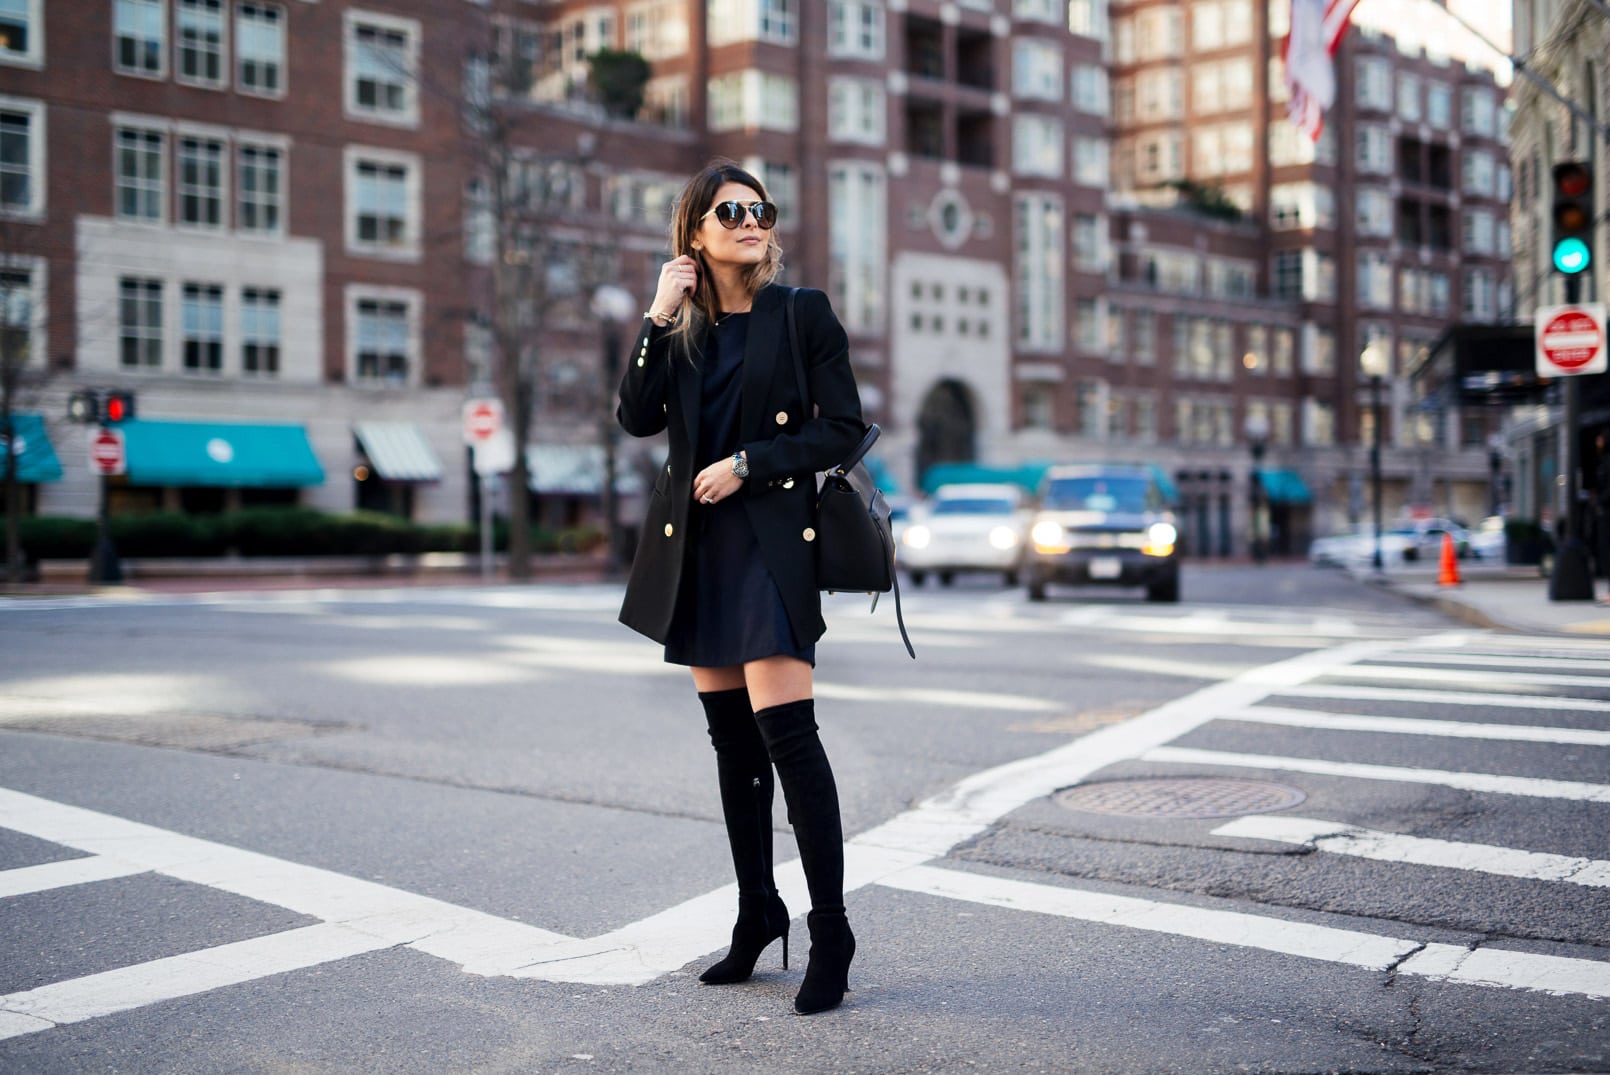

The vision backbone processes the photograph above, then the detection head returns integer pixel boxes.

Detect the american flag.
[1284,0,1361,141]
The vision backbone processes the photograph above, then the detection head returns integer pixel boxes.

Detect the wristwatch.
[730,450,749,479]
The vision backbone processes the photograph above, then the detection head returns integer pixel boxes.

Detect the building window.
[236,143,282,234]
[176,0,225,87]
[181,282,223,373]
[353,295,412,384]
[642,75,690,128]
[1012,39,1062,101]
[828,77,885,145]
[1354,56,1391,110]
[1072,64,1108,114]
[119,277,163,369]
[1355,124,1391,175]
[1459,87,1493,136]
[1067,0,1109,43]
[0,0,43,67]
[1427,83,1451,128]
[1072,212,1105,271]
[708,70,798,132]
[347,151,419,258]
[1133,309,1155,364]
[1303,399,1335,447]
[743,158,797,229]
[241,286,280,376]
[0,101,42,217]
[1073,137,1108,186]
[177,135,225,228]
[1012,115,1063,177]
[1020,384,1054,431]
[828,0,884,58]
[709,0,797,46]
[827,161,885,333]
[1273,250,1303,299]
[116,0,167,76]
[236,3,284,95]
[116,127,165,222]
[346,13,419,125]
[1014,193,1062,351]
[0,263,36,368]
[625,1,689,60]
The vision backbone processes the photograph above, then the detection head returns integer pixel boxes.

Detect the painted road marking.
[1277,684,1610,712]
[1324,664,1610,690]
[1211,816,1610,887]
[1222,704,1610,746]
[879,864,1610,1000]
[1143,746,1610,803]
[0,856,148,899]
[1369,651,1610,673]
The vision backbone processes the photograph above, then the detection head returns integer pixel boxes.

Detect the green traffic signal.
[1553,237,1591,275]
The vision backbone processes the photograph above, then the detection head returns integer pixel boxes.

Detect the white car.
[899,483,1029,587]
[1309,518,1471,568]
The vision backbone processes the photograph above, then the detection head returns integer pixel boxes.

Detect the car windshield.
[1043,477,1152,513]
[930,498,1015,516]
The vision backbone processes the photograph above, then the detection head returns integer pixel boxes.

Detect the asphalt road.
[0,563,1606,1074]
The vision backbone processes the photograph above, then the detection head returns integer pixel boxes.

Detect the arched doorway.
[916,379,976,484]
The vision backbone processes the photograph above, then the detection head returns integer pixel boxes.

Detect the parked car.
[899,483,1029,587]
[1021,464,1181,602]
[1469,516,1506,561]
[1308,518,1471,568]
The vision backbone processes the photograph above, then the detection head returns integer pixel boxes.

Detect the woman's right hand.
[650,255,699,321]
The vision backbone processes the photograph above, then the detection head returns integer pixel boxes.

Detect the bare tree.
[0,224,44,584]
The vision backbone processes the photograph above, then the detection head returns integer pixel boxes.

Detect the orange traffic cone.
[1437,531,1462,587]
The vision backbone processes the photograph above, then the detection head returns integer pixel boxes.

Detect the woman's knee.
[744,656,813,712]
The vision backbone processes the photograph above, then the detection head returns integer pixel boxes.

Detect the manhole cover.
[1054,777,1306,819]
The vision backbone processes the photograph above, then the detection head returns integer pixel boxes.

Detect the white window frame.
[344,9,421,129]
[114,0,168,79]
[1012,114,1063,178]
[827,160,885,334]
[0,95,44,220]
[1072,137,1108,186]
[175,128,227,231]
[1013,0,1060,24]
[642,75,690,128]
[180,280,224,374]
[827,77,885,145]
[0,0,43,69]
[1014,192,1063,352]
[1012,38,1062,101]
[742,157,797,231]
[175,0,227,89]
[236,139,285,236]
[344,146,422,262]
[345,284,421,387]
[119,276,165,370]
[827,0,884,59]
[236,2,286,98]
[1072,64,1108,114]
[708,0,797,47]
[240,285,281,377]
[707,70,798,133]
[114,123,167,225]
[0,255,47,371]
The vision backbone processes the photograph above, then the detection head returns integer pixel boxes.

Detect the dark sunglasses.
[701,200,778,230]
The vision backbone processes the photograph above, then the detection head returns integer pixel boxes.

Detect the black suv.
[1022,464,1181,603]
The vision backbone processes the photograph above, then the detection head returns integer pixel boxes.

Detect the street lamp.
[1360,344,1388,574]
[1244,410,1270,564]
[591,284,635,577]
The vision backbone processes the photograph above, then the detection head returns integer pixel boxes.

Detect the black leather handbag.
[785,289,915,658]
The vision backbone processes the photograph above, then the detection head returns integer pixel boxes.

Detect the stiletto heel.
[700,891,791,985]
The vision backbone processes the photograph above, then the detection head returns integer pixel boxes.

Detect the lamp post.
[1244,410,1269,564]
[1360,345,1388,574]
[591,284,635,577]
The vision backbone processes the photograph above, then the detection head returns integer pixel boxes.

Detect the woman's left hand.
[693,457,746,505]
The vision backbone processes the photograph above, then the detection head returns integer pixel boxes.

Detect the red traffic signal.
[103,391,136,423]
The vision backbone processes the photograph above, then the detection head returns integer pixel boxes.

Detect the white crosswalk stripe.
[4,624,1608,1041]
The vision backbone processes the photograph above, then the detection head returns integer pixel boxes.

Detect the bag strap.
[787,288,915,659]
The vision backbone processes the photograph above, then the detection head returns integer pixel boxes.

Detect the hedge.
[18,510,603,560]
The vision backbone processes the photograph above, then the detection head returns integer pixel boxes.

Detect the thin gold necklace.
[712,305,752,327]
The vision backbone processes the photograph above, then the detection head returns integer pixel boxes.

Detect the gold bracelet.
[645,309,673,325]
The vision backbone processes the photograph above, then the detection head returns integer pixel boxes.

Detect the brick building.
[0,0,1514,557]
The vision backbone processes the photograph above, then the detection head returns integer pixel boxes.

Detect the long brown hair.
[667,160,784,354]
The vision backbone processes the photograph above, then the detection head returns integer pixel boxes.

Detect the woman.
[616,160,864,1016]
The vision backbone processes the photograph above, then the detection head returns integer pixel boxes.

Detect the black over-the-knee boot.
[698,688,790,984]
[754,698,855,1015]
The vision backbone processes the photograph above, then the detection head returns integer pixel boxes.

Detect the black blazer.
[616,284,864,649]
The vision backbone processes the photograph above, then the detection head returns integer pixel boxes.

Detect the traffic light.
[1551,161,1594,275]
[66,390,99,423]
[103,390,136,423]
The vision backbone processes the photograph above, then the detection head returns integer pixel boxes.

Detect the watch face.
[732,454,749,478]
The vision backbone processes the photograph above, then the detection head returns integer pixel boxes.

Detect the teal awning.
[1,413,63,482]
[1256,468,1312,505]
[920,461,1052,495]
[121,419,325,488]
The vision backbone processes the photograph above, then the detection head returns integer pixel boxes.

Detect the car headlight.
[903,525,931,550]
[989,525,1019,550]
[1031,520,1069,553]
[1143,522,1177,557]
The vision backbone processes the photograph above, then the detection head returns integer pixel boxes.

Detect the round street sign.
[462,398,504,444]
[1536,304,1607,377]
[88,428,126,476]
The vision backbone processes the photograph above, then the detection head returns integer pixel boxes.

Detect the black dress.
[663,313,815,668]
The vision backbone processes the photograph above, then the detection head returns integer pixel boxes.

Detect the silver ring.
[702,495,714,504]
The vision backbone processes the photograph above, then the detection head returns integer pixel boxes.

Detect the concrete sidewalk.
[1371,561,1610,637]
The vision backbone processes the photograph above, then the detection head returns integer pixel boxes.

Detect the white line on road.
[1143,746,1610,802]
[0,855,148,899]
[1210,816,1610,887]
[1222,704,1610,746]
[0,923,396,1041]
[1368,652,1610,673]
[878,864,1610,1000]
[1276,684,1610,712]
[1323,664,1610,689]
